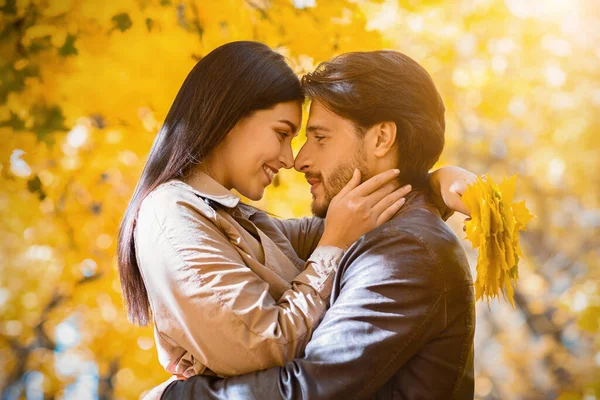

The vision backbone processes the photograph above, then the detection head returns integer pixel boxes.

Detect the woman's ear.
[373,121,397,158]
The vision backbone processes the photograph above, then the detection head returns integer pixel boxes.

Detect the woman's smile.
[263,164,278,185]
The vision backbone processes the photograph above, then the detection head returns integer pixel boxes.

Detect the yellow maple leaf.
[462,174,534,307]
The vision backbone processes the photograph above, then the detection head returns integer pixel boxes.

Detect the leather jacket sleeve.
[164,227,447,400]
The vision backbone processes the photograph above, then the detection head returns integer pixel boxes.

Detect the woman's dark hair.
[302,51,445,188]
[118,41,303,325]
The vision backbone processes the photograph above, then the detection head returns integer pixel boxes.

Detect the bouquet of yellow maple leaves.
[461,174,534,307]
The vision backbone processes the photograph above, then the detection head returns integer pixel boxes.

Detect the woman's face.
[207,101,302,200]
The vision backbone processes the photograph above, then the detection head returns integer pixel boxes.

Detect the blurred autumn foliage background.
[0,0,599,399]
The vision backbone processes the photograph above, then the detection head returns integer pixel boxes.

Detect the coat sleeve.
[270,216,325,261]
[135,188,342,377]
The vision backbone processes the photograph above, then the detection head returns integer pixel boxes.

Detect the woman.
[117,41,472,380]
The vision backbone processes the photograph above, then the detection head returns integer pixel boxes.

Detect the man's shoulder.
[338,202,470,290]
[360,203,460,254]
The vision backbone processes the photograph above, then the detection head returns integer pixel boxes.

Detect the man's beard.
[310,147,369,218]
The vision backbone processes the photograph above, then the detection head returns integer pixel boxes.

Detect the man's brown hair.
[301,51,445,187]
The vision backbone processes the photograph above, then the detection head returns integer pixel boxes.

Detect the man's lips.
[306,178,321,194]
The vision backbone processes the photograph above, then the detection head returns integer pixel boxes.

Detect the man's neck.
[366,167,429,190]
[391,188,436,220]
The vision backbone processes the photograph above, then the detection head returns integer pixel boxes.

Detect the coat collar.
[182,171,241,209]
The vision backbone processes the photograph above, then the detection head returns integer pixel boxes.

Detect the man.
[160,50,475,399]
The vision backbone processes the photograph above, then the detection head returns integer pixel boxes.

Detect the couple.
[118,41,475,400]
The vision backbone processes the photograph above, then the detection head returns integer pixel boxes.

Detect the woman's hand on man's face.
[319,169,412,250]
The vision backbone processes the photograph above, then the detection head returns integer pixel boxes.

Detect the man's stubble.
[311,145,369,218]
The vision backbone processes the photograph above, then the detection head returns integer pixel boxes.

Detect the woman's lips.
[263,165,277,185]
[263,167,273,184]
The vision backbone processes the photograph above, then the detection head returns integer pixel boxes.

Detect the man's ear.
[373,121,397,157]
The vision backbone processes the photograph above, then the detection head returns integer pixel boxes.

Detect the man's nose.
[294,143,310,172]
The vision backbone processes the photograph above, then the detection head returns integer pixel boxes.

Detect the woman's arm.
[269,166,475,261]
[269,217,324,261]
[429,166,478,218]
[136,187,336,377]
[136,170,409,377]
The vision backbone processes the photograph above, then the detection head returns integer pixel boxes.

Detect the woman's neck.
[194,159,231,190]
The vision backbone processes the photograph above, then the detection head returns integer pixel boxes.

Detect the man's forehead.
[306,100,347,130]
[308,100,333,118]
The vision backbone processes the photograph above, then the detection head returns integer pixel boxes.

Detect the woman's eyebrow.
[278,119,298,133]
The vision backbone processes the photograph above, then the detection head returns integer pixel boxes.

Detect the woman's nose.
[279,143,294,169]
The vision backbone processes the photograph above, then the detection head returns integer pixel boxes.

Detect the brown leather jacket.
[161,190,475,400]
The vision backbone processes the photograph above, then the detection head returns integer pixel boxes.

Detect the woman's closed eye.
[275,130,291,140]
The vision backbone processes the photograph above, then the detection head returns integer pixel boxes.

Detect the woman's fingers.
[335,169,362,198]
[363,180,404,208]
[376,196,406,226]
[351,169,400,197]
[445,187,471,216]
[372,185,411,224]
[370,184,411,213]
[445,173,477,216]
[463,217,472,232]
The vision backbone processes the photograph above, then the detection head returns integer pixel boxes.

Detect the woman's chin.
[242,187,265,201]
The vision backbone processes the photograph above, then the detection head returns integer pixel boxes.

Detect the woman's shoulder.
[138,179,217,222]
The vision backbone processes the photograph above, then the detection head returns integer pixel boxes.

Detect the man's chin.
[311,200,328,219]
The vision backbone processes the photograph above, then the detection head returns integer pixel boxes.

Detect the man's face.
[294,100,369,218]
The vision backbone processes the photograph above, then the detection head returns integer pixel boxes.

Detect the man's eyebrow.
[306,125,330,134]
[278,119,298,133]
